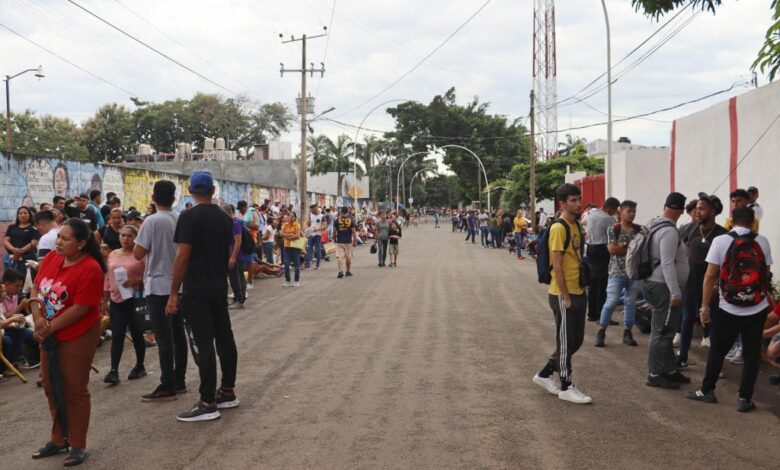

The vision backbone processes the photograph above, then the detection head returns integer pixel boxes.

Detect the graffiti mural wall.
[0,152,293,221]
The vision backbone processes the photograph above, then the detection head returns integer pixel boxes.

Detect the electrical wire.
[334,0,492,118]
[0,22,142,98]
[65,0,241,97]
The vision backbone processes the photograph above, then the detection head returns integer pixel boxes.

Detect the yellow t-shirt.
[548,219,584,296]
[281,222,301,248]
[514,216,528,234]
[723,217,759,233]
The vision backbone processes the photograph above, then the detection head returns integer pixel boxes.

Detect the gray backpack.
[625,221,675,280]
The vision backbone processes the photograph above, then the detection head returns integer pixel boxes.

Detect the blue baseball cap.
[189,171,214,195]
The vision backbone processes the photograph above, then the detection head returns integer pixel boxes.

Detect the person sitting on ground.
[1,269,37,370]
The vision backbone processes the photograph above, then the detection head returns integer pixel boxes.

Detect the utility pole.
[281,30,326,218]
[529,89,537,222]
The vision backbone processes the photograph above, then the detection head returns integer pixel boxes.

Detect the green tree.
[631,0,780,80]
[233,102,294,156]
[499,155,604,208]
[1,111,88,160]
[81,103,135,162]
[558,134,587,157]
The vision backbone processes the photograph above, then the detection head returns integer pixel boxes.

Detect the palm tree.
[558,134,587,157]
[325,134,365,197]
[355,135,385,201]
[307,135,333,175]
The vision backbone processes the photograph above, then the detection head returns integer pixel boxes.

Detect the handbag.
[290,237,306,250]
[370,244,378,254]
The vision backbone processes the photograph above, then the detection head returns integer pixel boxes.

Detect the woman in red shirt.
[29,218,106,467]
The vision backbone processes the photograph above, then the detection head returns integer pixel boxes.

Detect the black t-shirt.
[174,203,233,298]
[64,204,98,231]
[335,216,356,244]
[685,222,727,265]
[389,226,402,245]
[101,225,122,251]
[100,205,112,221]
[5,224,40,260]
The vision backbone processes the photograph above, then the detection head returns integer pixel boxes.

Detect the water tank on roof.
[185,143,192,154]
[204,138,214,150]
[216,137,225,150]
[177,143,186,154]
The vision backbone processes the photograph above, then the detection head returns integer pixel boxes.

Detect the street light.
[4,65,45,152]
[408,168,434,210]
[396,150,433,211]
[432,144,491,212]
[600,0,613,195]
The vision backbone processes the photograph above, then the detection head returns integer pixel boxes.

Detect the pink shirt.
[1,294,18,316]
[104,250,146,303]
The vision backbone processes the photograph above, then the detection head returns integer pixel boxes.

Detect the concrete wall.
[611,148,670,225]
[671,80,780,248]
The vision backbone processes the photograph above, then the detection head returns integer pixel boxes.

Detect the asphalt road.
[3,222,779,469]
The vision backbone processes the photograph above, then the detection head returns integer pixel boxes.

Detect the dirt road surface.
[3,223,778,469]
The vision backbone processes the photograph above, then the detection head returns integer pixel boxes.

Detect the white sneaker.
[246,284,255,290]
[700,337,711,348]
[729,347,744,364]
[725,344,738,360]
[282,282,292,288]
[532,374,560,395]
[293,282,301,287]
[673,333,680,348]
[558,385,592,404]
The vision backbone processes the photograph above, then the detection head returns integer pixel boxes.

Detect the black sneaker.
[176,401,220,422]
[175,383,187,394]
[737,398,756,413]
[337,271,344,279]
[215,389,240,409]
[646,374,680,390]
[686,389,717,403]
[622,329,637,347]
[664,371,691,384]
[142,386,177,402]
[128,365,147,380]
[345,272,353,277]
[594,330,606,348]
[104,369,120,385]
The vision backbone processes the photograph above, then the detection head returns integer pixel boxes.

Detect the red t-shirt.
[35,252,104,341]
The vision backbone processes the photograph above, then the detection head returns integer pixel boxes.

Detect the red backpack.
[720,233,769,307]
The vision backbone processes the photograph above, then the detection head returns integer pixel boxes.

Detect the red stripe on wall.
[670,121,676,192]
[728,97,739,194]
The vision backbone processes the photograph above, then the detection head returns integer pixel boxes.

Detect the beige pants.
[335,243,353,260]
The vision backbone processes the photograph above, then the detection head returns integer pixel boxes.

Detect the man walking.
[375,211,391,267]
[167,171,239,422]
[478,209,490,248]
[644,192,690,390]
[465,210,478,244]
[594,200,641,347]
[334,207,357,278]
[687,207,772,412]
[533,183,592,404]
[305,204,326,270]
[585,197,620,322]
[135,180,189,402]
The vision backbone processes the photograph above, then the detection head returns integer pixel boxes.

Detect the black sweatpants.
[182,295,238,404]
[109,299,146,372]
[147,294,188,391]
[543,293,587,385]
[587,244,610,320]
[228,257,246,304]
[701,307,768,400]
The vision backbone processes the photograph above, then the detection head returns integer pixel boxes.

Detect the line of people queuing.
[532,183,779,410]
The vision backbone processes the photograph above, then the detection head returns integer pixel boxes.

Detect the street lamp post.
[434,144,490,212]
[601,0,613,196]
[4,65,44,153]
[395,151,433,211]
[408,168,432,210]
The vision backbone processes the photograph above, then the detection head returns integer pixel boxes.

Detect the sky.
[0,0,772,155]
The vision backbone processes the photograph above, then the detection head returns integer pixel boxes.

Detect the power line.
[314,0,337,98]
[335,0,492,118]
[64,0,241,97]
[0,22,141,98]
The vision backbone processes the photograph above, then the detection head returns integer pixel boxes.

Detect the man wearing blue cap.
[167,171,239,422]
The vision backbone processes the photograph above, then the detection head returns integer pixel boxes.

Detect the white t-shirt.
[705,226,773,316]
[478,213,489,227]
[38,227,60,255]
[309,213,324,232]
[263,225,275,243]
[749,203,763,220]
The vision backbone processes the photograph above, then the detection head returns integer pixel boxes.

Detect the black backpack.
[240,225,255,255]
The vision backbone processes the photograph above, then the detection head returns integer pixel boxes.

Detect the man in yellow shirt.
[723,189,760,233]
[513,210,529,259]
[533,183,592,404]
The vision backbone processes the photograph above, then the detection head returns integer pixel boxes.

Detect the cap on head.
[126,210,143,221]
[664,192,686,211]
[189,171,214,195]
[747,186,758,194]
[697,192,723,215]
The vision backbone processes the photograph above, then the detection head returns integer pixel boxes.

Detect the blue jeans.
[480,227,489,246]
[305,235,322,268]
[514,233,525,257]
[490,228,501,248]
[3,327,35,364]
[599,276,640,328]
[263,242,274,264]
[465,227,476,243]
[284,247,301,282]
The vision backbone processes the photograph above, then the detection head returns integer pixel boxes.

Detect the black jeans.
[701,307,768,400]
[545,293,587,384]
[284,247,301,282]
[147,295,188,391]
[586,244,610,320]
[376,239,389,265]
[182,295,238,404]
[228,257,246,303]
[109,299,145,371]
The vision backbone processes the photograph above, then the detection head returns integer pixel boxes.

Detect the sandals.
[64,448,89,467]
[32,441,68,459]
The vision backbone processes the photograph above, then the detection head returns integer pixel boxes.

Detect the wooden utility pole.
[281,32,326,218]
[529,89,537,223]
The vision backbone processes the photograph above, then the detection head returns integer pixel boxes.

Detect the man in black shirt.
[63,193,99,232]
[99,208,124,251]
[167,171,238,422]
[334,207,357,278]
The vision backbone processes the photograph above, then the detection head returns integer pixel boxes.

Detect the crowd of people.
[0,170,424,466]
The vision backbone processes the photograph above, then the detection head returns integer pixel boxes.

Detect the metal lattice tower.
[532,0,557,160]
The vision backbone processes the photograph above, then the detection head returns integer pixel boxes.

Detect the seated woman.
[252,260,284,277]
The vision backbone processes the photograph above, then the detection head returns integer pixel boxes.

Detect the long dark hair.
[64,218,107,273]
[13,206,32,227]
